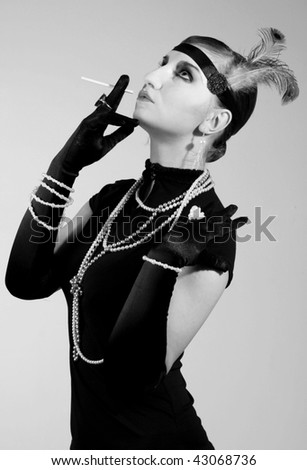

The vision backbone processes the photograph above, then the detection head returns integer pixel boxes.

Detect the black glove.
[53,74,139,175]
[5,75,138,300]
[150,204,249,270]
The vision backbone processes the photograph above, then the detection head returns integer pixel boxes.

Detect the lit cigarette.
[81,76,134,94]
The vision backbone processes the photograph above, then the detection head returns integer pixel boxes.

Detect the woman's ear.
[199,108,232,136]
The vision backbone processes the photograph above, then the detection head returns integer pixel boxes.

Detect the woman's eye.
[176,69,192,81]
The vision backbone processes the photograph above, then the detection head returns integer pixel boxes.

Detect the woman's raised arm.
[5,76,138,300]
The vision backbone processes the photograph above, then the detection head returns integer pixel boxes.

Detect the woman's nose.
[144,68,163,90]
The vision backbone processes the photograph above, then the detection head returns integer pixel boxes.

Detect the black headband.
[173,43,237,119]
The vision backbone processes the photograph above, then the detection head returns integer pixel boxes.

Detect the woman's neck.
[149,134,207,171]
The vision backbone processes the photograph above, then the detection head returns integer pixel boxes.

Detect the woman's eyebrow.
[177,60,201,75]
[162,55,201,76]
[163,55,200,72]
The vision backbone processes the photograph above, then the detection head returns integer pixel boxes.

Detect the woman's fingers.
[107,111,139,127]
[104,75,130,111]
[233,216,250,229]
[85,105,138,133]
[102,124,136,151]
[90,75,138,130]
[224,204,238,217]
[94,93,113,108]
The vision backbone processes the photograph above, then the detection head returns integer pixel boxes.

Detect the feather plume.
[248,27,286,62]
[227,27,299,104]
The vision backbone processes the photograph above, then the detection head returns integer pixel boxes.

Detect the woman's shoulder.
[89,178,137,214]
[202,187,227,212]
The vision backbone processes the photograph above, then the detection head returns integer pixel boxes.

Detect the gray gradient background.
[1,0,306,450]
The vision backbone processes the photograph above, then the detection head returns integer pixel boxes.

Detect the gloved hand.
[54,74,139,175]
[149,205,249,270]
[5,75,138,300]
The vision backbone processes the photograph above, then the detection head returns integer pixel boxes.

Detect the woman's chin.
[133,107,166,134]
[132,106,147,121]
[132,111,151,131]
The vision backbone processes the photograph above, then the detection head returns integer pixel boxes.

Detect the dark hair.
[183,30,299,162]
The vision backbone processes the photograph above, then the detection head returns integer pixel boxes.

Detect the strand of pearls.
[29,174,74,231]
[70,178,142,364]
[40,181,72,202]
[70,170,214,365]
[142,255,182,274]
[170,171,214,230]
[28,204,60,231]
[42,173,75,192]
[30,191,73,208]
[134,168,210,213]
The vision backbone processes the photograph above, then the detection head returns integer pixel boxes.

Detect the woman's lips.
[137,90,154,103]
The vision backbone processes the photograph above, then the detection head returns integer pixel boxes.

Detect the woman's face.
[133,49,214,137]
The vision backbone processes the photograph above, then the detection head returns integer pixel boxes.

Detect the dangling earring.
[192,133,206,170]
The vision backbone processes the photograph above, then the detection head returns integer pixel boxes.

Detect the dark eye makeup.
[158,55,197,82]
[175,66,193,81]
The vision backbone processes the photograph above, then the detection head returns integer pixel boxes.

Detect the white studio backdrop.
[1,0,306,449]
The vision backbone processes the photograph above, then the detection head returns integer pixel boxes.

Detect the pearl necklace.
[70,169,214,365]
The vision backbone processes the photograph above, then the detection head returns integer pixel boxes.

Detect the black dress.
[55,159,236,450]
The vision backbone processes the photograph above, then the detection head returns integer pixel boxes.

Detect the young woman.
[6,28,298,449]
